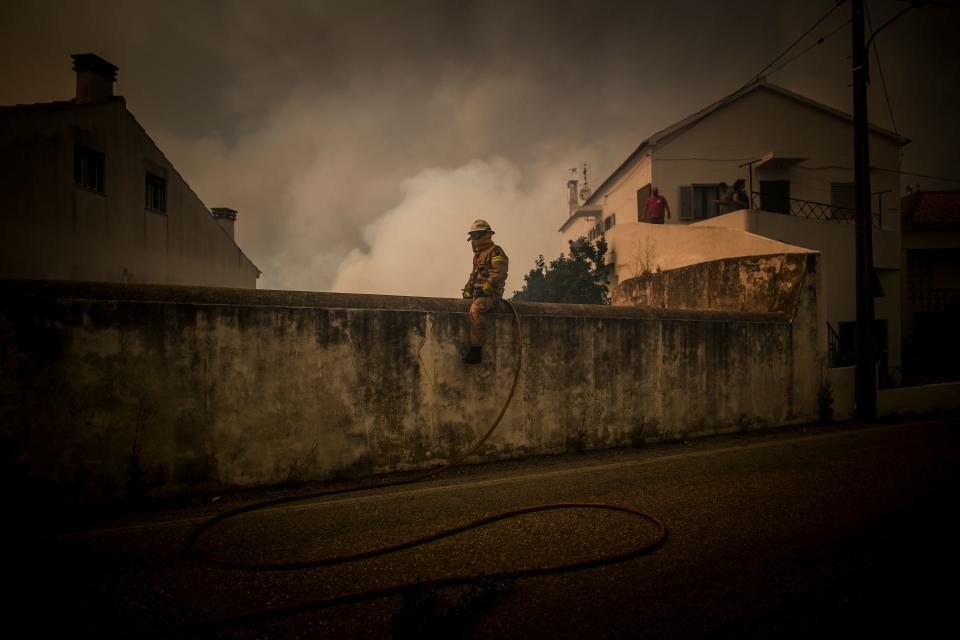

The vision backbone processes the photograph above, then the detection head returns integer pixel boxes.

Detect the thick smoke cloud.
[332,157,577,297]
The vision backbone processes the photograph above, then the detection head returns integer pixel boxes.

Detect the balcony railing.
[750,192,881,229]
[827,323,855,367]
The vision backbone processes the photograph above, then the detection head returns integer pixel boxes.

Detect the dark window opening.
[146,173,167,212]
[74,144,105,193]
[837,319,889,369]
[679,184,719,220]
[759,180,790,214]
[604,213,616,230]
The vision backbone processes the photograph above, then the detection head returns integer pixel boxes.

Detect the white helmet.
[467,219,493,240]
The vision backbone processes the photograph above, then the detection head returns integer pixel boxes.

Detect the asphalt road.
[14,417,959,639]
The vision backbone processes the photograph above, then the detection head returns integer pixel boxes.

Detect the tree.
[511,236,610,304]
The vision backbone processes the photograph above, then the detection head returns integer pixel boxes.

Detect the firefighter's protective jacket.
[465,238,509,297]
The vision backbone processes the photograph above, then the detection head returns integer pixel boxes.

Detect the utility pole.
[852,0,876,419]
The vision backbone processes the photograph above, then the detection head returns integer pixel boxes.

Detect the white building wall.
[649,87,901,225]
[559,155,651,250]
[603,221,811,289]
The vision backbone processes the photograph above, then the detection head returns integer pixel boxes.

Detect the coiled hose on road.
[163,300,668,636]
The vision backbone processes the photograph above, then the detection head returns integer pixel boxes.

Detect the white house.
[560,79,909,377]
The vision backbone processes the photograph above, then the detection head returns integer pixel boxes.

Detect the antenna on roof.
[579,162,592,201]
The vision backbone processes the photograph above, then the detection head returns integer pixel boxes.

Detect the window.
[604,213,616,230]
[759,180,790,214]
[838,319,889,368]
[679,184,719,220]
[830,182,855,220]
[74,144,105,193]
[587,221,603,241]
[145,173,167,212]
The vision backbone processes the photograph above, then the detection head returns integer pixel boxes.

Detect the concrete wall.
[878,381,960,417]
[0,99,260,288]
[828,366,856,421]
[611,253,813,315]
[0,278,820,507]
[700,209,901,370]
[829,366,960,419]
[611,252,823,397]
[602,220,812,288]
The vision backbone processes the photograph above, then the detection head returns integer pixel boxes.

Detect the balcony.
[750,192,882,229]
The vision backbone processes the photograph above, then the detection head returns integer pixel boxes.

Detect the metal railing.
[751,192,881,228]
[827,323,855,367]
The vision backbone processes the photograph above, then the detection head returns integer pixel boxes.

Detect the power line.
[646,2,851,161]
[766,17,852,78]
[876,167,960,185]
[799,164,960,185]
[866,1,900,136]
[740,0,848,90]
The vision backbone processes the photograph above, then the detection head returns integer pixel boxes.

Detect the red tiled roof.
[901,190,960,226]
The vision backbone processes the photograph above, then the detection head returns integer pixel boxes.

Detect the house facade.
[899,189,960,382]
[560,80,908,377]
[0,54,260,289]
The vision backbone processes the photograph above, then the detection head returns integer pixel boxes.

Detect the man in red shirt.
[642,186,671,224]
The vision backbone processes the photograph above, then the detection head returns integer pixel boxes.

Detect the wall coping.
[1,278,790,325]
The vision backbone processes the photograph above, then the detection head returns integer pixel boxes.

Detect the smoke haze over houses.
[1,0,957,293]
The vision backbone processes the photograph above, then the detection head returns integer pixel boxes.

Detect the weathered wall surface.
[610,253,812,315]
[611,253,823,425]
[828,366,856,421]
[602,222,811,289]
[699,209,902,371]
[1,277,820,507]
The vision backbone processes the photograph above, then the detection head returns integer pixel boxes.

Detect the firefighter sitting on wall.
[461,219,509,364]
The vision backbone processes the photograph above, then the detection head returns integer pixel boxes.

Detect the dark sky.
[1,0,957,293]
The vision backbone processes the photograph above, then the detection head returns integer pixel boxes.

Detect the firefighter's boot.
[462,346,482,364]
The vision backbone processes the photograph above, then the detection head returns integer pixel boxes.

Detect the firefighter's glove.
[481,283,494,296]
[462,286,473,299]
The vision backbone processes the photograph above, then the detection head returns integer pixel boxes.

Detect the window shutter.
[680,186,693,220]
[830,183,855,220]
[636,184,651,221]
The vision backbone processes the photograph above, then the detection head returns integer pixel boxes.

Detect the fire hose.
[141,299,668,636]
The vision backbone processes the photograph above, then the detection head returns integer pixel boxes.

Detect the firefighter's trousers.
[468,295,500,347]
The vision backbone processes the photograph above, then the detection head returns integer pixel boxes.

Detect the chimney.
[212,208,238,241]
[71,53,118,104]
[567,179,579,214]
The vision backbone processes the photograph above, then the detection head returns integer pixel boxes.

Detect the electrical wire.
[798,164,960,184]
[739,0,849,91]
[766,17,852,78]
[865,0,900,135]
[644,2,851,162]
